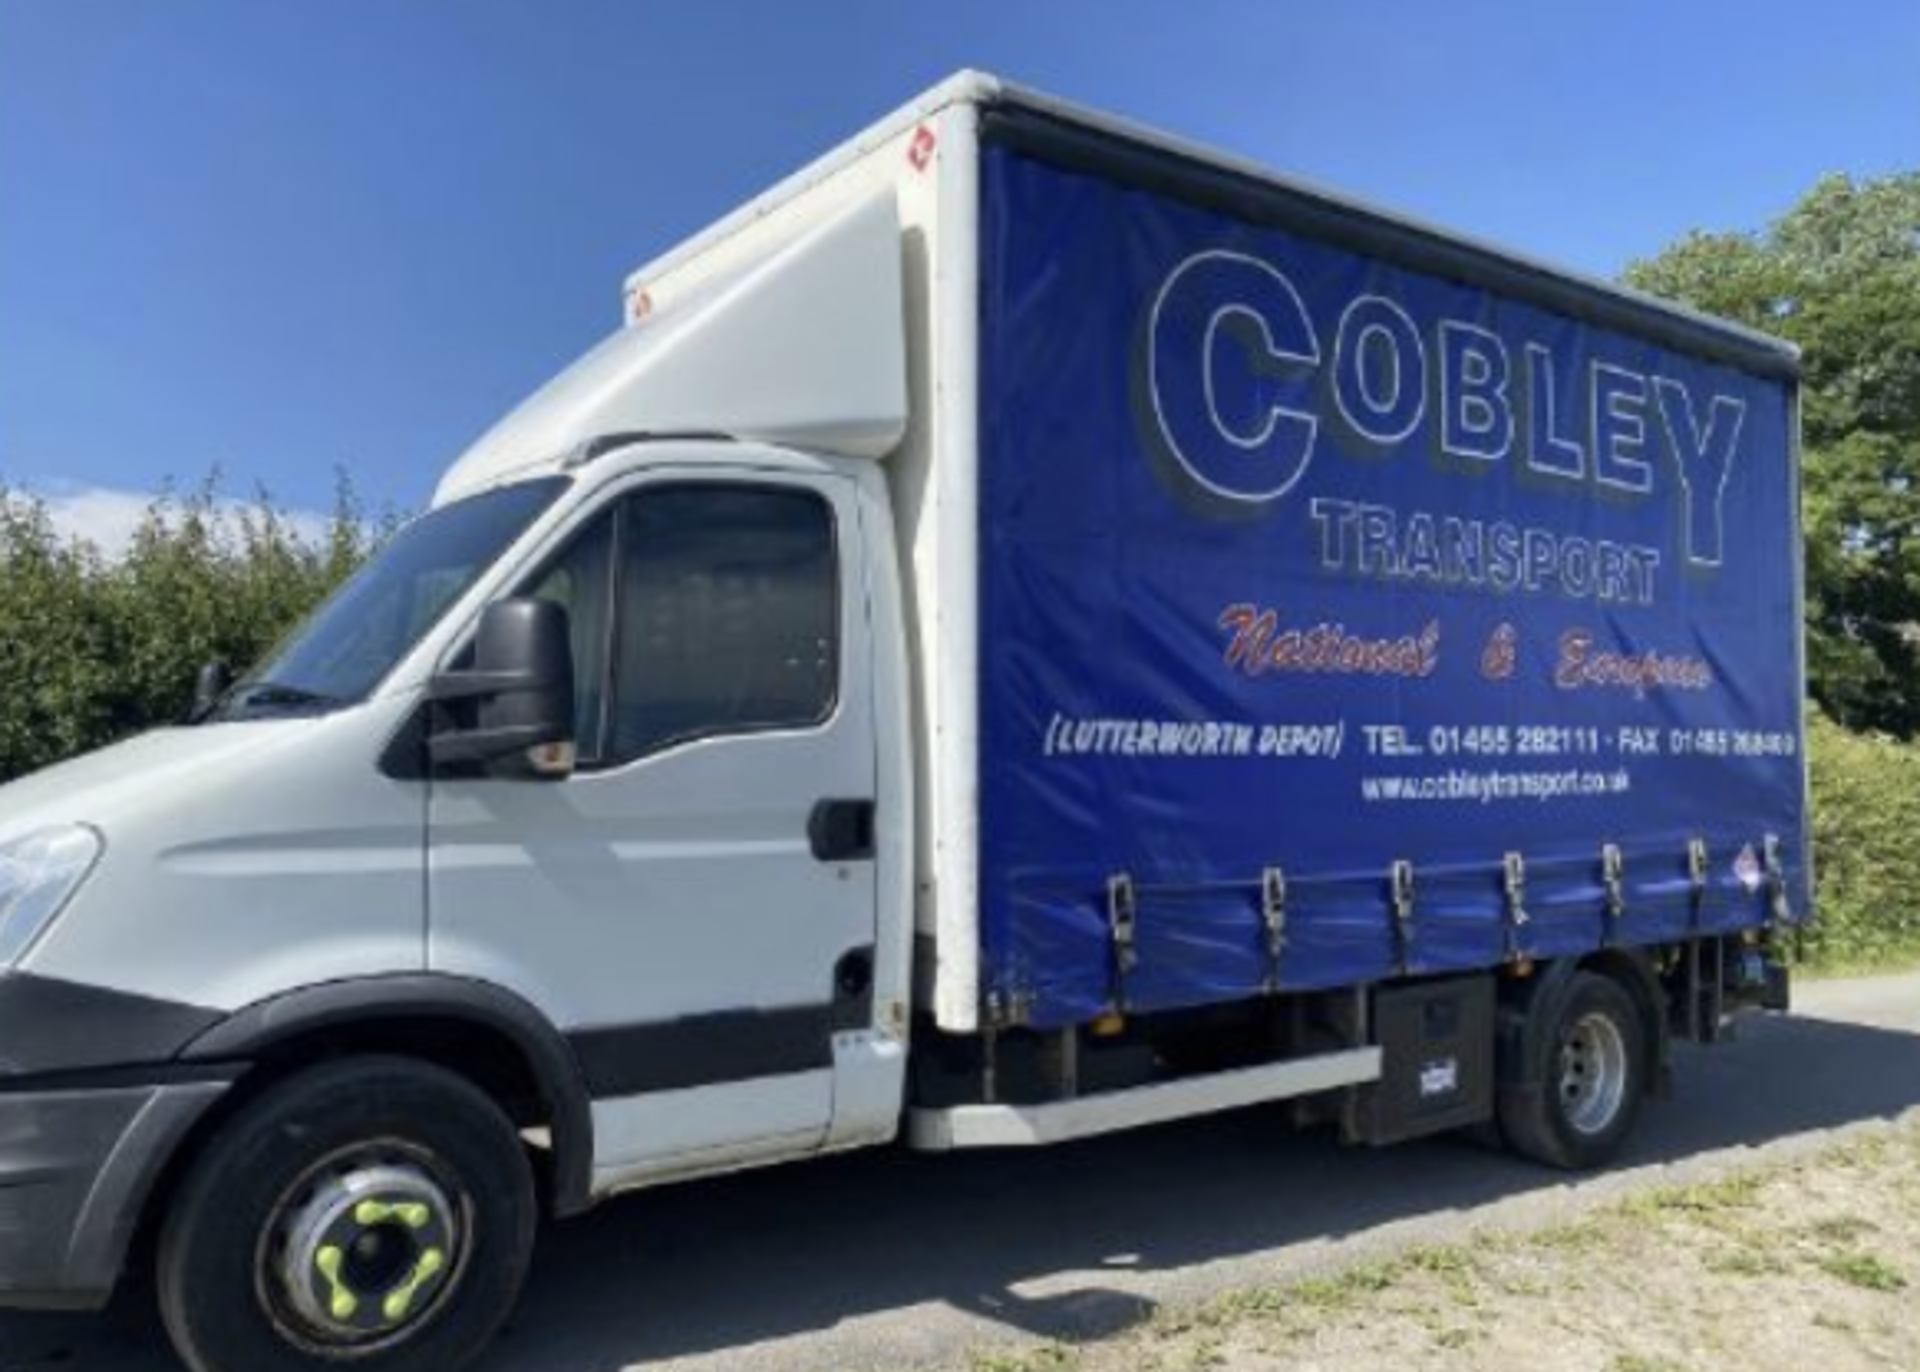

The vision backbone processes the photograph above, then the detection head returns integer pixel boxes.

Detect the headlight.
[0,826,103,968]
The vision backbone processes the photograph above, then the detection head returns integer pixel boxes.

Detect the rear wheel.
[158,1057,535,1372]
[1498,971,1647,1170]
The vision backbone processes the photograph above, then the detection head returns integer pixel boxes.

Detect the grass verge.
[962,1115,1920,1372]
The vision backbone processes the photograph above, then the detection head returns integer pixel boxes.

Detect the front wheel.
[1498,971,1648,1170]
[157,1057,536,1372]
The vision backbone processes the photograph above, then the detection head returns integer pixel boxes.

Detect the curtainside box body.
[622,74,1808,1038]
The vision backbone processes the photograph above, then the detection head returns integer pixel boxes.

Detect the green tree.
[1624,172,1920,736]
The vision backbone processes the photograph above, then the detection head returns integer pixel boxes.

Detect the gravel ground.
[959,1110,1920,1372]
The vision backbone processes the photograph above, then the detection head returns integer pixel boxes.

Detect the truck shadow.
[486,1005,1920,1370]
[2,1006,1915,1372]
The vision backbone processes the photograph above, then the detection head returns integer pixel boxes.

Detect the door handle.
[809,799,876,862]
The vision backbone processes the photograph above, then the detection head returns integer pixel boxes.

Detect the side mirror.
[428,598,576,779]
[189,661,233,723]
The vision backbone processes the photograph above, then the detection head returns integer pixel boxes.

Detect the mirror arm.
[428,723,563,766]
[428,668,549,702]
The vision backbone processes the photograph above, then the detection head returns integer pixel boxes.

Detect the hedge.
[0,480,379,780]
[1803,710,1920,970]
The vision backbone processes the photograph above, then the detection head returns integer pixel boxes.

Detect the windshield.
[217,478,567,719]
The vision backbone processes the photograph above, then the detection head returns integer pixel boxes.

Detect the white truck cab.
[1,167,928,1372]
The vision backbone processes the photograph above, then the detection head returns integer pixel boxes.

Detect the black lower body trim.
[567,1005,835,1097]
[0,973,222,1079]
[0,1079,229,1308]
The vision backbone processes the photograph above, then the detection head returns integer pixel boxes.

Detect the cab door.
[427,467,878,1189]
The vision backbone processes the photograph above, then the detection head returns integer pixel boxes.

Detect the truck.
[0,71,1806,1372]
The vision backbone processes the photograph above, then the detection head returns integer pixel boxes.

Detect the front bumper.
[0,1079,228,1309]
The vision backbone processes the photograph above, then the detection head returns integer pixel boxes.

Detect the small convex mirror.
[190,661,232,723]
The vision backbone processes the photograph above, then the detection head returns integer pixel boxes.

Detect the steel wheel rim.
[1558,1010,1629,1137]
[255,1140,471,1355]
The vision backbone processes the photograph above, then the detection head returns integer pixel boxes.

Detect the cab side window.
[607,486,838,762]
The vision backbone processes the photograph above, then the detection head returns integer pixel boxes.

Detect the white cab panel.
[438,194,908,504]
[591,1071,832,1191]
[16,698,427,1011]
[428,464,883,1184]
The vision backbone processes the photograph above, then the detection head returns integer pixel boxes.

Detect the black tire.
[1497,971,1647,1170]
[157,1056,536,1372]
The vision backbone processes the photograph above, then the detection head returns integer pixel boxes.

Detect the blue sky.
[3,1,1916,541]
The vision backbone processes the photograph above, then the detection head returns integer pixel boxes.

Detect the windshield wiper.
[226,680,346,714]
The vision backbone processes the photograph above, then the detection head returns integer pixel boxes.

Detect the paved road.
[6,973,1917,1372]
